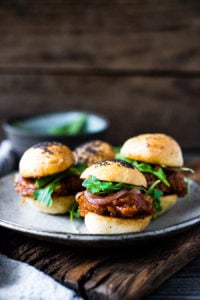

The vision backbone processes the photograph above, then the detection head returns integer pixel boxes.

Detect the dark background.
[0,2,200,299]
[0,0,199,151]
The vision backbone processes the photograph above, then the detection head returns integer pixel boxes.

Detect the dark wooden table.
[0,1,199,150]
[1,158,200,300]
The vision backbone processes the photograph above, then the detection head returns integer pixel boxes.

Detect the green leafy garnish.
[33,164,86,207]
[35,173,61,188]
[116,154,170,187]
[34,183,55,207]
[152,189,163,211]
[34,175,62,206]
[48,113,88,135]
[82,175,137,195]
[69,202,81,222]
[83,176,163,212]
[145,180,163,212]
[69,203,82,233]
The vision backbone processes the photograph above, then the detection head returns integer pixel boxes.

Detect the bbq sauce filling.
[76,188,155,218]
[14,163,86,207]
[75,175,161,218]
[115,154,188,198]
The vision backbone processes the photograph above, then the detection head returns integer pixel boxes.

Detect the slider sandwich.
[118,133,192,217]
[14,141,84,214]
[76,159,156,234]
[73,139,115,167]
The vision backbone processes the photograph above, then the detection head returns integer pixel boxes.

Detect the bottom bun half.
[153,194,178,219]
[85,212,152,234]
[24,195,75,214]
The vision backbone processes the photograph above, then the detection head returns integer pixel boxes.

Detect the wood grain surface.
[0,74,200,149]
[0,1,199,150]
[1,159,200,300]
[0,1,199,71]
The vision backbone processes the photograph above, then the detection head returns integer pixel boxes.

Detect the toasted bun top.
[19,141,75,177]
[80,159,147,187]
[120,133,183,167]
[73,140,115,166]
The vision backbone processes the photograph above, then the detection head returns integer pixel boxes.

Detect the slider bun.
[153,194,178,219]
[73,140,115,166]
[85,212,152,234]
[121,133,183,167]
[19,142,75,178]
[24,195,75,214]
[80,159,147,187]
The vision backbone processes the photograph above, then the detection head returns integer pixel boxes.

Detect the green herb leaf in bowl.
[48,113,88,135]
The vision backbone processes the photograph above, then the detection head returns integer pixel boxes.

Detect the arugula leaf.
[82,175,140,195]
[35,173,60,188]
[132,161,169,185]
[145,179,161,195]
[116,154,170,187]
[69,202,81,222]
[34,182,56,207]
[34,163,86,207]
[34,173,67,206]
[48,113,88,135]
[69,203,81,233]
[152,189,163,211]
[142,180,163,212]
[83,176,163,212]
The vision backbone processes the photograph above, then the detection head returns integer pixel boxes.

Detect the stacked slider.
[14,141,84,214]
[118,133,189,218]
[76,159,154,234]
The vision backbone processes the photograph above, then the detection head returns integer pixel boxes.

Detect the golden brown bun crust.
[153,194,178,219]
[85,212,152,234]
[80,159,147,187]
[73,140,115,166]
[121,133,183,167]
[24,195,75,214]
[19,142,75,177]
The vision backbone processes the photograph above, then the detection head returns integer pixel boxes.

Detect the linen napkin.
[0,254,82,300]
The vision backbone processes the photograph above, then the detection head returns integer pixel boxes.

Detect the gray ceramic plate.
[1,174,200,247]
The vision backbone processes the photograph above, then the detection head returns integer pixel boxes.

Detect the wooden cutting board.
[1,159,200,300]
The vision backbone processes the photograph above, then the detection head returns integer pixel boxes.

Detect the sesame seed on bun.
[80,159,147,187]
[73,140,115,166]
[19,141,75,178]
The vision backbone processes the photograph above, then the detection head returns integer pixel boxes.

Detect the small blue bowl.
[3,111,109,156]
